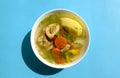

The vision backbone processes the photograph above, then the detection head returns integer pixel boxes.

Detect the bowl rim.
[31,9,91,68]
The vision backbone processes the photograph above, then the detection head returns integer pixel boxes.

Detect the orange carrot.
[55,57,64,64]
[52,48,64,64]
[52,48,61,57]
[54,37,68,49]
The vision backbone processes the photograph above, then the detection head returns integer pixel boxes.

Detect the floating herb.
[63,28,75,42]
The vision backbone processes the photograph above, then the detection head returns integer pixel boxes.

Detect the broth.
[35,11,88,64]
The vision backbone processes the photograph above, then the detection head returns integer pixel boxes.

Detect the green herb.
[46,51,54,63]
[56,32,61,37]
[63,29,75,41]
[61,51,67,58]
[67,34,74,42]
[66,52,73,56]
[62,51,73,62]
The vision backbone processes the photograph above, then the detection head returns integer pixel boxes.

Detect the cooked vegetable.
[52,48,61,57]
[66,55,71,62]
[68,49,79,55]
[54,37,68,49]
[56,32,61,37]
[37,34,53,50]
[46,23,60,39]
[61,17,82,36]
[52,48,64,64]
[63,29,75,41]
[61,44,71,52]
[55,57,64,64]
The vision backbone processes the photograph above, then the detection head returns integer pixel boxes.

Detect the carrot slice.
[55,57,64,64]
[54,37,67,49]
[52,48,64,64]
[52,48,61,57]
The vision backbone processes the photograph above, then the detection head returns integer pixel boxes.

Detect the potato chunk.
[60,17,82,36]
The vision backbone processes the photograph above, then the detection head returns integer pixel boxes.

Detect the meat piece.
[46,23,60,39]
[61,44,71,52]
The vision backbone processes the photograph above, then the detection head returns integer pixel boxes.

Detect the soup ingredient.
[62,51,73,62]
[63,28,75,41]
[60,17,82,36]
[66,54,71,62]
[61,44,71,52]
[46,23,60,39]
[37,35,53,50]
[55,57,64,64]
[54,37,68,49]
[64,49,79,62]
[52,48,64,64]
[52,48,61,57]
[59,26,75,42]
[68,49,79,55]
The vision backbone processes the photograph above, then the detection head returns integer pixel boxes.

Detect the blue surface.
[0,0,120,78]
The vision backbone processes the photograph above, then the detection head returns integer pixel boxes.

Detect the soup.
[34,10,88,65]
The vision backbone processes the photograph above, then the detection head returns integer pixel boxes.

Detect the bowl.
[31,9,90,69]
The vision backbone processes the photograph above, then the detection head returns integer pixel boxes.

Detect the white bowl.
[31,9,90,69]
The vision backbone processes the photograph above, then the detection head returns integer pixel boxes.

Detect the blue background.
[0,0,120,78]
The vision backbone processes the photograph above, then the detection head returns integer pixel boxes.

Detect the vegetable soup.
[34,10,89,65]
